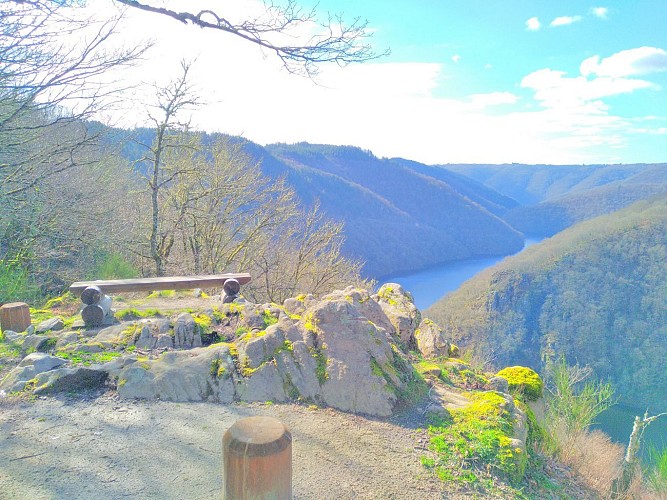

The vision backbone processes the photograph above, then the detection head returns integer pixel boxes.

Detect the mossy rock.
[495,366,543,401]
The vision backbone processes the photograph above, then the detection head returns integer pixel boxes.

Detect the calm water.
[383,238,542,310]
[381,237,665,457]
[593,405,667,461]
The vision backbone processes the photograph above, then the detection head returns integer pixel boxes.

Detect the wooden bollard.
[0,302,31,333]
[223,416,292,499]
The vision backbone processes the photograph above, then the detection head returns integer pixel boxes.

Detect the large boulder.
[322,286,395,338]
[374,283,421,348]
[33,366,107,394]
[303,297,407,417]
[415,319,451,358]
[0,353,67,393]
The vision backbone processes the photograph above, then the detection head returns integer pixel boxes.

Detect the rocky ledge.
[2,284,459,417]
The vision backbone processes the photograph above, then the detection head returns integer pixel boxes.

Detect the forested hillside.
[425,195,667,411]
[262,143,524,277]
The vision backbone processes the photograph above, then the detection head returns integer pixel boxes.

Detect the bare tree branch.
[114,0,388,77]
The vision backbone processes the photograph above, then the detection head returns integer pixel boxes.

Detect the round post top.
[224,416,292,457]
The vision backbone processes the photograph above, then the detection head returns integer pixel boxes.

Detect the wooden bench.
[69,273,251,327]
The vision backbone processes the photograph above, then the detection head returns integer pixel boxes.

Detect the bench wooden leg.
[222,279,241,303]
[80,286,113,327]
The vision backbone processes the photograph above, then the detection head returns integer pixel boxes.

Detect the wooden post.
[81,294,113,327]
[223,416,292,499]
[0,302,31,333]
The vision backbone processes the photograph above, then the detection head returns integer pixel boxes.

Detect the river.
[382,238,542,310]
[381,237,666,459]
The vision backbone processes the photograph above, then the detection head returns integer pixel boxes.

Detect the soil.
[0,390,453,500]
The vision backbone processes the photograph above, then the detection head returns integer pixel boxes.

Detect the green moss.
[495,366,544,401]
[309,346,328,384]
[303,313,317,332]
[274,340,293,356]
[44,292,77,309]
[241,358,259,377]
[210,358,228,378]
[425,390,526,486]
[235,326,250,337]
[262,309,278,328]
[370,358,385,378]
[449,343,460,357]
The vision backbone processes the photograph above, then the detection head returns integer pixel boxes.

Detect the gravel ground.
[0,391,448,500]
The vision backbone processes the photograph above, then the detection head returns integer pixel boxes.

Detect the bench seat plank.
[69,273,251,296]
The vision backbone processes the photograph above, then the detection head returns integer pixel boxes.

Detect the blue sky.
[85,1,667,165]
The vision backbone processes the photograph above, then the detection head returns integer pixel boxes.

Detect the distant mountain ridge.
[103,123,666,277]
[444,163,667,236]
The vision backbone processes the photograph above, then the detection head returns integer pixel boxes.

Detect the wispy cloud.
[451,54,461,63]
[581,47,667,78]
[526,17,541,31]
[550,15,582,27]
[591,7,608,19]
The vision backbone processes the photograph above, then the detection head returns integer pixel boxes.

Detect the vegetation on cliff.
[426,195,667,411]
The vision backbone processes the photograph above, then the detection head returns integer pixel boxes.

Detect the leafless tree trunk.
[611,411,667,497]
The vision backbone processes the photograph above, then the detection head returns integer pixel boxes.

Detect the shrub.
[496,366,544,401]
[92,252,139,280]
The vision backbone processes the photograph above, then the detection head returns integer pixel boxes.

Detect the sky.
[79,0,667,165]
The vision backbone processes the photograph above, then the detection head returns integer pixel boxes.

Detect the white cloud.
[526,17,541,31]
[550,15,582,27]
[581,47,667,78]
[521,68,655,108]
[451,54,461,63]
[59,1,666,165]
[469,92,518,108]
[591,7,608,19]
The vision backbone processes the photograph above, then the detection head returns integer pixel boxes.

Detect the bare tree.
[612,410,667,498]
[0,1,147,298]
[0,0,147,197]
[114,0,387,77]
[248,201,367,303]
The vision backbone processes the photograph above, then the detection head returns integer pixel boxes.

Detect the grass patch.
[55,350,121,366]
[147,290,176,298]
[309,347,328,384]
[0,340,21,359]
[116,308,163,321]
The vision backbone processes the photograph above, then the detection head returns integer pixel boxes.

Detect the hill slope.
[425,195,667,411]
[264,143,524,277]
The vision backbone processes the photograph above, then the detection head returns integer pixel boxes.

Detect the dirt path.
[0,391,448,499]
